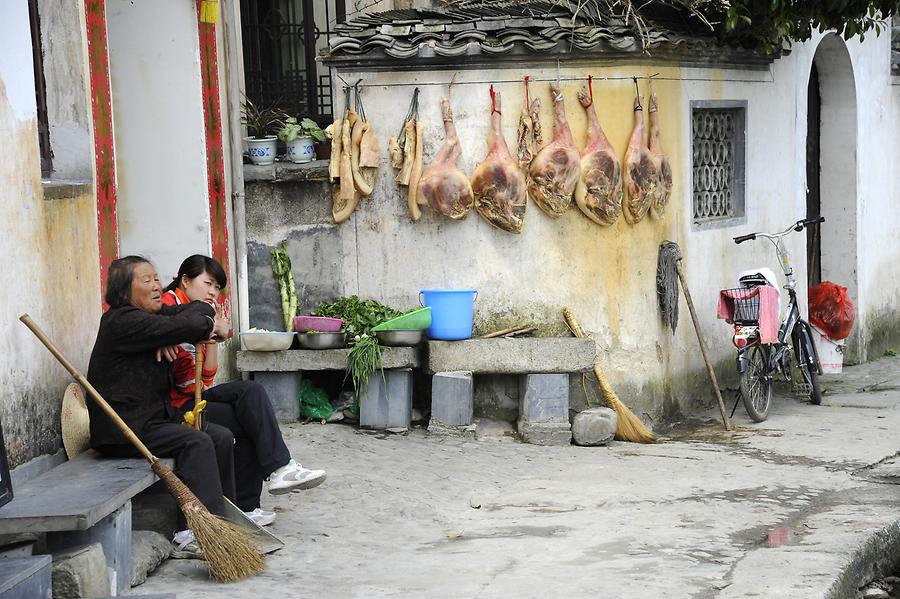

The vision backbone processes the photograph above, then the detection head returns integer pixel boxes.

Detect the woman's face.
[130,262,163,313]
[181,270,221,306]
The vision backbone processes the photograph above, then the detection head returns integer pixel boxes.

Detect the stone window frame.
[690,100,748,230]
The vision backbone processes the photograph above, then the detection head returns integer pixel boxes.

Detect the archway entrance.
[807,34,859,361]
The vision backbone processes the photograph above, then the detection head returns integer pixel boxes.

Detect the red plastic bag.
[808,281,855,340]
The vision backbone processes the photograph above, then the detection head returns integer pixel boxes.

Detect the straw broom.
[562,307,656,443]
[20,315,265,582]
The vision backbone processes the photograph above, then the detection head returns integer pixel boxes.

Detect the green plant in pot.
[278,117,326,164]
[241,97,285,166]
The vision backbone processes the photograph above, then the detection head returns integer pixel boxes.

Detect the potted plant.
[278,117,326,164]
[241,97,285,166]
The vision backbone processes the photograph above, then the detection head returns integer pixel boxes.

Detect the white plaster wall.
[0,1,101,465]
[312,32,897,414]
[106,0,211,283]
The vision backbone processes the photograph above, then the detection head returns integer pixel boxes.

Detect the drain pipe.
[221,1,250,335]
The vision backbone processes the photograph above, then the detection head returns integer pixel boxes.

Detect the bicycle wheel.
[740,344,772,422]
[793,322,823,405]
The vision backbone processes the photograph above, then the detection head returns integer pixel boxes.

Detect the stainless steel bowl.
[375,329,426,347]
[296,332,346,350]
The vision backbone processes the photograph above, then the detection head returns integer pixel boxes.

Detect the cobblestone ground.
[137,357,900,598]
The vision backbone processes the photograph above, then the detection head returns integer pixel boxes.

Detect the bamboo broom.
[562,307,656,443]
[20,315,265,582]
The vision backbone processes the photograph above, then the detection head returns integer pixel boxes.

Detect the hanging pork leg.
[648,91,673,220]
[418,95,474,220]
[574,78,623,226]
[527,82,580,218]
[472,87,527,234]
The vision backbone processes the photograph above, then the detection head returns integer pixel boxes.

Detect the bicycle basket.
[721,288,761,324]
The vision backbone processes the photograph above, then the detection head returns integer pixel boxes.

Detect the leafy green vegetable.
[271,243,299,331]
[312,296,401,393]
[312,296,401,338]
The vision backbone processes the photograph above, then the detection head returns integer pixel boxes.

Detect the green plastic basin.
[372,307,432,331]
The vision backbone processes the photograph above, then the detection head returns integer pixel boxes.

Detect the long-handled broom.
[562,307,656,443]
[20,315,265,582]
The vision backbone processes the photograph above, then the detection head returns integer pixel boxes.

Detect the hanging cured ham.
[574,78,622,226]
[622,83,656,224]
[418,95,474,220]
[527,82,580,218]
[472,87,527,234]
[648,91,673,220]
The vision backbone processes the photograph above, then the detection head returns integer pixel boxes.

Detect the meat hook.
[633,76,643,111]
[524,75,530,105]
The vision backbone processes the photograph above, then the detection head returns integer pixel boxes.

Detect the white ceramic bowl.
[240,331,295,351]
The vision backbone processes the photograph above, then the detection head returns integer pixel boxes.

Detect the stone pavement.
[137,357,900,598]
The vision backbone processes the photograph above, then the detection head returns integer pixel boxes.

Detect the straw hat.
[61,383,90,459]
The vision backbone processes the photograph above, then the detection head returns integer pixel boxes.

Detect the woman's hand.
[156,345,179,362]
[211,303,230,340]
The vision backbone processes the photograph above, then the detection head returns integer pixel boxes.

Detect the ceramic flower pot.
[245,136,277,165]
[285,135,315,164]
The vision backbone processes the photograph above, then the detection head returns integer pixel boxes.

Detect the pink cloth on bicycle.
[717,285,780,344]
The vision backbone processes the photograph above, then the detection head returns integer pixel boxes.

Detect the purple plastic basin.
[293,315,344,333]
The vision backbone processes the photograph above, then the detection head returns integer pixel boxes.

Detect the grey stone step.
[0,451,172,534]
[426,338,596,374]
[0,555,51,598]
[237,347,420,371]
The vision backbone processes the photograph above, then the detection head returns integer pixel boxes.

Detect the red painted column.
[196,1,231,308]
[84,0,118,306]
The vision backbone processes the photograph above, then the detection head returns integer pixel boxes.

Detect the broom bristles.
[563,306,656,444]
[152,460,265,581]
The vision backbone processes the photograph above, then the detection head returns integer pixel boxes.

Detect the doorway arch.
[807,33,859,361]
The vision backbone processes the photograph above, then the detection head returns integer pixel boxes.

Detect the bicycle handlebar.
[732,217,825,245]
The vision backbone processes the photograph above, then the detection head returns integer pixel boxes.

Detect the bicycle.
[721,217,825,422]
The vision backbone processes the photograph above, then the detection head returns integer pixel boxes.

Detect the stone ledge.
[237,347,420,371]
[426,338,596,374]
[244,159,330,183]
[42,178,93,200]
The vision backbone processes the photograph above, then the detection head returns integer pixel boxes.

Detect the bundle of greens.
[312,296,401,393]
[271,243,299,331]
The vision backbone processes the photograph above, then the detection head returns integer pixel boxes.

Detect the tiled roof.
[323,3,774,67]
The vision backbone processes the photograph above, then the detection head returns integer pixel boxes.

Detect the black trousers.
[97,419,235,530]
[200,380,291,511]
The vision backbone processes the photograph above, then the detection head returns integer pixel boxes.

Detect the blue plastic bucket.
[419,289,478,340]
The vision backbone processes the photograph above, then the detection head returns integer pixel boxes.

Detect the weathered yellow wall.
[0,13,100,466]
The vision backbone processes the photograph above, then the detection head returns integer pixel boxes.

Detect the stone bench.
[0,451,172,595]
[425,338,597,445]
[237,348,420,429]
[0,555,51,598]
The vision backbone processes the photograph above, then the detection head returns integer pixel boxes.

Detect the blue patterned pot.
[285,135,316,164]
[246,136,277,166]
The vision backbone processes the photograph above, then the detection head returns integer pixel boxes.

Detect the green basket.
[372,307,432,331]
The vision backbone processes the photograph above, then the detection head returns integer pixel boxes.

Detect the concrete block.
[253,372,301,422]
[429,371,473,428]
[572,407,618,446]
[0,555,51,599]
[359,369,413,430]
[518,374,571,446]
[426,338,596,374]
[51,543,109,598]
[46,503,131,595]
[518,421,572,446]
[518,374,570,424]
[131,531,171,587]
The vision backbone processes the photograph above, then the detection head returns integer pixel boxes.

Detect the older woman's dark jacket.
[87,301,215,447]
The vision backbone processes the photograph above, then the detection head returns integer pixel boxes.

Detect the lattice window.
[241,0,344,124]
[691,102,746,226]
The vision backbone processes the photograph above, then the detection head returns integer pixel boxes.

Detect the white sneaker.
[244,507,276,527]
[268,459,326,495]
[171,529,204,560]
